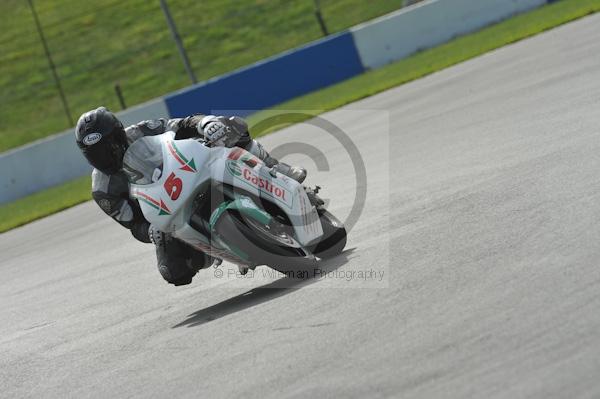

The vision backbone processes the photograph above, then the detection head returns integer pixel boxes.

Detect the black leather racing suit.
[91,115,277,286]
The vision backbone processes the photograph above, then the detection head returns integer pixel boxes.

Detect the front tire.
[311,210,347,259]
[214,211,317,276]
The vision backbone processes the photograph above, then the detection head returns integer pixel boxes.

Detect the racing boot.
[270,162,307,183]
[247,140,307,183]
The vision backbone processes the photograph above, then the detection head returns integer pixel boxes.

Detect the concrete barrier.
[0,130,89,204]
[0,98,170,203]
[117,98,170,127]
[351,0,547,70]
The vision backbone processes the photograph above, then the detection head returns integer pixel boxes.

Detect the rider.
[75,106,306,286]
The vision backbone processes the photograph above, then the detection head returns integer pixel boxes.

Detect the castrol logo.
[242,168,287,201]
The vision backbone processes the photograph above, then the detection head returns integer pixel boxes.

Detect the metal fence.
[0,0,421,151]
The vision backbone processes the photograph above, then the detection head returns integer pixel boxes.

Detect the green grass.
[2,0,599,234]
[0,0,405,152]
[0,176,91,233]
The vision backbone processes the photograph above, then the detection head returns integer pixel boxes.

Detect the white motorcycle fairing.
[124,132,323,264]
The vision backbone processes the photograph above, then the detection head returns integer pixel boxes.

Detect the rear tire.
[214,211,317,277]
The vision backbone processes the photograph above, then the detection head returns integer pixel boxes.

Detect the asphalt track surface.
[2,14,600,399]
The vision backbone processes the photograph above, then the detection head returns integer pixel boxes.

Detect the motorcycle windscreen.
[122,135,164,185]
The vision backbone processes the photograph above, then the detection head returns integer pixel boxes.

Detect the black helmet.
[75,107,127,175]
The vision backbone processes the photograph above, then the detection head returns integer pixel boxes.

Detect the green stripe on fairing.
[172,141,190,164]
[135,195,160,210]
[171,141,197,171]
[209,196,272,229]
[209,201,231,227]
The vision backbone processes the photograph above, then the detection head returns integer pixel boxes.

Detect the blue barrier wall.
[165,32,364,118]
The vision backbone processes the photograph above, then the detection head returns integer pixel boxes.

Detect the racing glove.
[200,115,249,147]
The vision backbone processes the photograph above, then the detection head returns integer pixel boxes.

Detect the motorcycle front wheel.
[214,210,318,277]
[311,209,347,259]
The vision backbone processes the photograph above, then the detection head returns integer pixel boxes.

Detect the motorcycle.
[122,131,346,276]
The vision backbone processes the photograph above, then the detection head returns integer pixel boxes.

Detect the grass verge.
[0,176,91,233]
[2,0,599,234]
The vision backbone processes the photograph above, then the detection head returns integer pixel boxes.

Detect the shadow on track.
[173,248,356,328]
